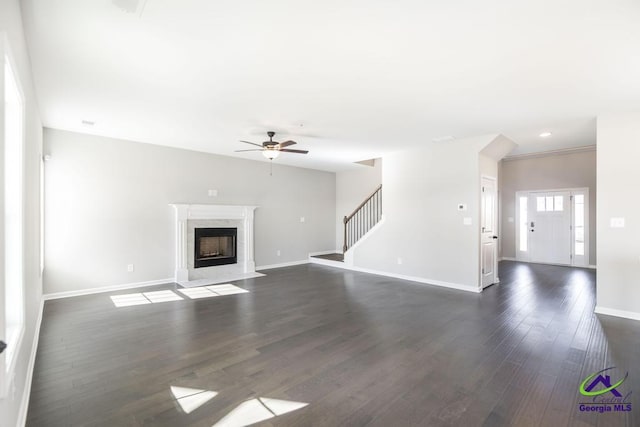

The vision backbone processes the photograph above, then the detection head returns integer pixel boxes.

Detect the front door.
[528,191,571,265]
[481,176,498,288]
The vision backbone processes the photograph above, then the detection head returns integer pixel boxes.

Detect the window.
[4,53,25,374]
[574,194,585,256]
[554,195,564,211]
[536,194,564,212]
[519,196,528,251]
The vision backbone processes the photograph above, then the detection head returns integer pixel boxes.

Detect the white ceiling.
[20,0,640,171]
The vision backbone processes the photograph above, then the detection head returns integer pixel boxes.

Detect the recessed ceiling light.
[539,132,552,138]
[81,120,95,126]
[432,135,456,143]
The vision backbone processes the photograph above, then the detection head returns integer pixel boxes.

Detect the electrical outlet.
[208,189,218,197]
[463,217,472,225]
[127,264,134,272]
[276,250,281,257]
[610,217,625,228]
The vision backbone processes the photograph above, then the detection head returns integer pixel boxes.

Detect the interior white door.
[481,177,498,288]
[528,191,571,265]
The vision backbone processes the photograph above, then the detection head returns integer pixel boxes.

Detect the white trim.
[307,256,343,268]
[169,204,258,282]
[256,260,309,270]
[498,258,596,270]
[43,278,174,300]
[503,145,596,161]
[595,306,640,322]
[480,175,498,289]
[309,257,480,293]
[343,216,386,265]
[17,298,44,427]
[308,250,338,256]
[514,188,590,267]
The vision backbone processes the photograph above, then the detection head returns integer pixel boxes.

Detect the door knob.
[0,340,6,354]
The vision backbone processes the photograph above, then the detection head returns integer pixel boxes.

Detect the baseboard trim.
[499,257,596,270]
[307,256,344,267]
[594,306,640,322]
[43,278,175,300]
[310,258,480,293]
[17,297,44,427]
[308,250,338,256]
[256,260,309,270]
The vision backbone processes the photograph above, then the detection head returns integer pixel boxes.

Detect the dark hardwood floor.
[310,253,344,262]
[27,261,640,426]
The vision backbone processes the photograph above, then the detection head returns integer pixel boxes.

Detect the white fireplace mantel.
[170,204,258,282]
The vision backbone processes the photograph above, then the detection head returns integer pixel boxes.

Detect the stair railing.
[343,184,382,252]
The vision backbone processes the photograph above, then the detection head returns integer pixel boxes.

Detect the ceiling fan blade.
[240,140,264,148]
[278,140,297,148]
[234,149,263,152]
[280,149,309,154]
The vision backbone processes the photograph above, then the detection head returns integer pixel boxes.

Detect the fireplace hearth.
[195,227,237,268]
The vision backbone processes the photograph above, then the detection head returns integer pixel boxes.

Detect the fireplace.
[194,227,237,268]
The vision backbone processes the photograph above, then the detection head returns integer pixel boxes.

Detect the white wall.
[44,129,336,295]
[499,149,597,263]
[348,135,498,291]
[335,159,382,252]
[0,0,44,425]
[596,113,640,319]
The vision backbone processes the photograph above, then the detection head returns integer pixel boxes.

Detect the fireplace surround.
[170,204,258,283]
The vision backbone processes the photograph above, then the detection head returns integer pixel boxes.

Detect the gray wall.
[44,129,336,294]
[0,0,44,424]
[335,159,382,252]
[349,135,499,291]
[596,113,640,317]
[499,149,597,264]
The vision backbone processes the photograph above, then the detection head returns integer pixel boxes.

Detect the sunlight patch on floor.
[110,293,152,307]
[170,386,218,414]
[178,284,249,299]
[111,285,249,307]
[213,397,308,427]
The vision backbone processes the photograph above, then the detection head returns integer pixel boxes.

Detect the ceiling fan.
[235,131,309,160]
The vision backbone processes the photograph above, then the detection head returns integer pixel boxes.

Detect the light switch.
[208,189,218,197]
[508,217,514,223]
[300,217,305,223]
[463,217,472,225]
[610,217,625,228]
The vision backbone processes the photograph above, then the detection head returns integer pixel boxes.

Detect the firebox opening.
[194,228,237,268]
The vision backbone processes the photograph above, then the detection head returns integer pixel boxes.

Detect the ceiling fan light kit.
[262,149,279,160]
[235,131,309,173]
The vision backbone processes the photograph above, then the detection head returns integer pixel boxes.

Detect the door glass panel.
[546,196,554,211]
[537,196,545,212]
[519,196,528,251]
[574,194,585,256]
[554,195,563,211]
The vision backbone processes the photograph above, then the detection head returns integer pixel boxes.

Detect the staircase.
[309,184,382,268]
[343,184,382,252]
